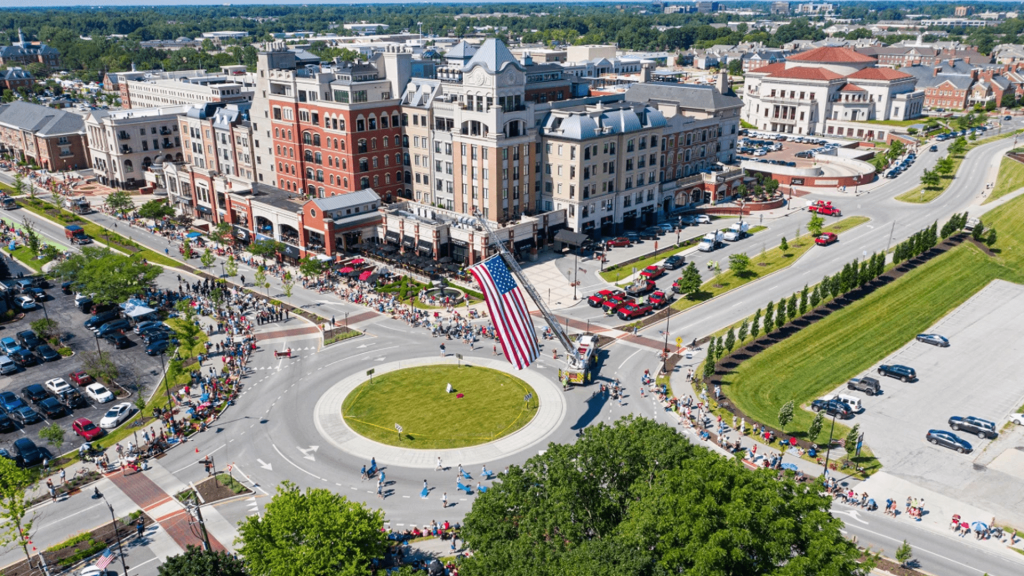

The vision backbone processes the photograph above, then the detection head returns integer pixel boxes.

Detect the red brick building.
[0,101,89,171]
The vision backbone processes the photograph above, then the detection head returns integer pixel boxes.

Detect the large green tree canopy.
[461,417,862,576]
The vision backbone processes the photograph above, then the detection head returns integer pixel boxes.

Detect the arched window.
[308,184,315,196]
[306,168,314,180]
[330,174,334,184]
[328,156,333,167]
[338,119,345,131]
[303,132,313,145]
[384,155,390,167]
[371,138,377,150]
[142,157,152,168]
[372,157,378,169]
[332,118,338,130]
[383,136,389,148]
[287,130,292,140]
[356,118,365,132]
[316,170,323,182]
[123,159,134,173]
[314,152,322,164]
[358,140,367,154]
[313,134,320,146]
[318,187,324,197]
[359,158,368,172]
[381,115,389,129]
[360,177,369,190]
[393,114,400,127]
[396,153,402,165]
[343,177,349,189]
[275,128,280,138]
[368,117,377,130]
[339,140,345,151]
[304,150,313,162]
[373,176,379,187]
[342,159,347,170]
[385,173,391,184]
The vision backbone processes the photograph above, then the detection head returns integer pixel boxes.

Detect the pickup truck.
[639,265,664,280]
[64,225,90,245]
[602,295,632,315]
[807,201,842,217]
[624,279,656,298]
[697,230,724,252]
[723,222,750,242]
[649,290,674,308]
[617,302,653,320]
[587,289,623,308]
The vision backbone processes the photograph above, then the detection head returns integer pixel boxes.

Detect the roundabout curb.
[313,356,566,468]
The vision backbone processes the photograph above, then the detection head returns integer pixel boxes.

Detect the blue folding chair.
[457,482,471,494]
[478,485,487,494]
[462,471,471,480]
[481,468,493,479]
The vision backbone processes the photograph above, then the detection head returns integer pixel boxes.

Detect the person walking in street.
[47,479,57,503]
[436,456,443,471]
[442,492,448,508]
[59,468,66,485]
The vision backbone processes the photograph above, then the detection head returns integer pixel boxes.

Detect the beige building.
[566,45,618,64]
[86,106,189,190]
[400,80,441,205]
[121,67,254,110]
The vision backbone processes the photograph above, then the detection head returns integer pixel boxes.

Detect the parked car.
[70,372,95,386]
[16,330,42,350]
[1010,413,1024,426]
[0,356,16,375]
[815,233,838,246]
[639,265,664,280]
[663,254,685,270]
[56,389,88,410]
[60,281,73,295]
[606,237,631,248]
[0,413,14,433]
[846,376,881,396]
[12,438,43,467]
[45,377,73,396]
[99,403,133,429]
[96,319,131,337]
[926,429,972,453]
[20,384,49,404]
[14,295,36,310]
[0,391,25,414]
[34,344,60,362]
[10,406,42,426]
[657,222,677,233]
[624,231,641,244]
[74,292,92,306]
[649,290,674,309]
[0,337,21,355]
[25,287,46,302]
[10,349,36,368]
[878,364,917,382]
[84,383,114,403]
[929,145,938,152]
[810,399,852,419]
[140,326,174,343]
[948,416,997,439]
[73,418,105,441]
[145,339,171,356]
[84,309,119,331]
[639,228,660,240]
[37,398,66,419]
[133,320,165,335]
[916,333,949,347]
[617,302,653,320]
[105,333,132,349]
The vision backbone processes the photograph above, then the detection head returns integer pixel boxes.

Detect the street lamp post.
[821,410,839,476]
[158,351,173,411]
[100,496,131,576]
[661,309,671,375]
[572,245,580,301]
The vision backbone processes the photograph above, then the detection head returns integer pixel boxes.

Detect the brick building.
[0,101,88,171]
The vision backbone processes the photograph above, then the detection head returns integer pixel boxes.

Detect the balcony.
[160,128,172,136]
[162,140,174,149]
[117,133,131,141]
[762,95,816,104]
[120,146,132,154]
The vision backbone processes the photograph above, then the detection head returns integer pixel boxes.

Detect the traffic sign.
[676,336,683,348]
[395,423,403,433]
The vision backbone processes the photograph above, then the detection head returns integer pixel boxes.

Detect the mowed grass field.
[720,191,1024,450]
[342,366,538,449]
[986,156,1024,204]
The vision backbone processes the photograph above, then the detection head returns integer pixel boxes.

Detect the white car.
[15,295,36,310]
[99,402,133,429]
[694,215,712,224]
[85,383,114,403]
[1011,413,1024,426]
[45,377,73,396]
[74,293,92,306]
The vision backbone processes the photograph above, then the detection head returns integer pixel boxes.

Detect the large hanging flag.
[469,255,540,369]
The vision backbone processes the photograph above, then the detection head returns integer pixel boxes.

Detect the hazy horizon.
[2,0,584,7]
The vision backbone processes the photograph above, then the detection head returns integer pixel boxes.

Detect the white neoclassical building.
[742,46,924,136]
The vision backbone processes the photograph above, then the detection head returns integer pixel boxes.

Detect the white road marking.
[272,443,323,480]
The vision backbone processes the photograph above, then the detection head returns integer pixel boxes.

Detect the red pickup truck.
[617,302,653,320]
[587,289,624,308]
[602,294,632,315]
[649,290,674,309]
[639,265,664,280]
[808,201,842,217]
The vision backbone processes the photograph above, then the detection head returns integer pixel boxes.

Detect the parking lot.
[0,256,168,461]
[831,279,1024,524]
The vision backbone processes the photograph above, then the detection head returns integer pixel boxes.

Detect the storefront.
[417,239,434,258]
[233,225,251,246]
[281,244,302,265]
[450,238,470,265]
[384,230,400,246]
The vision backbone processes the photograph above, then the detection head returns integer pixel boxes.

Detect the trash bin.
[809,448,817,458]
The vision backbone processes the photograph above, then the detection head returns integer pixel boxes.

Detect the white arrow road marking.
[358,344,368,348]
[272,444,323,480]
[834,509,869,525]
[298,445,319,461]
[374,357,387,362]
[257,458,273,471]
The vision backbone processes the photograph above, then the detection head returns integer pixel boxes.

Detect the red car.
[587,289,624,308]
[602,295,633,315]
[69,372,95,386]
[649,290,674,308]
[808,201,841,217]
[72,417,105,441]
[606,237,631,248]
[815,232,838,246]
[639,265,664,280]
[617,302,653,320]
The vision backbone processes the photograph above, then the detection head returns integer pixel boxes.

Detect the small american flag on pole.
[469,256,540,370]
[94,548,115,569]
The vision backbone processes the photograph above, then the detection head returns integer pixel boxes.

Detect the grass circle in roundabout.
[341,365,538,449]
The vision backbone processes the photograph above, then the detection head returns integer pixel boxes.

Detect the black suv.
[948,416,997,439]
[811,399,852,419]
[16,330,42,350]
[878,364,916,382]
[663,254,685,270]
[639,228,661,240]
[847,376,881,396]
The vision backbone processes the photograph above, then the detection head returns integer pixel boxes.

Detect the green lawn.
[669,217,869,313]
[342,365,537,449]
[985,157,1024,204]
[4,245,54,272]
[716,189,1024,472]
[895,154,964,204]
[967,128,1024,150]
[600,241,696,283]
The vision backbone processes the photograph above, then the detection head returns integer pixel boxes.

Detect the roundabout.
[341,365,538,449]
[314,356,567,467]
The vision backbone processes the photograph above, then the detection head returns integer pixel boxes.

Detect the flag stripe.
[469,256,539,370]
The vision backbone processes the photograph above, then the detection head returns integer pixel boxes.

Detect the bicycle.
[73,467,91,480]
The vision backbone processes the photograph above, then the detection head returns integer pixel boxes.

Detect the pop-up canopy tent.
[120,298,157,319]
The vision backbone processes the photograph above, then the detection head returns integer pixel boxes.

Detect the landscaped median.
[599,236,701,283]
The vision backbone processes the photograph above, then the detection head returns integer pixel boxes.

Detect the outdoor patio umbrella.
[339,266,355,274]
[350,258,365,265]
[359,270,373,281]
[186,231,202,239]
[439,256,453,264]
[971,522,988,532]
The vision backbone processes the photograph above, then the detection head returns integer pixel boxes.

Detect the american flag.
[95,548,114,569]
[469,256,540,369]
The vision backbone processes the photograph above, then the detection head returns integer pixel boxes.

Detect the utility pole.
[885,220,897,254]
[101,496,131,576]
[821,410,839,476]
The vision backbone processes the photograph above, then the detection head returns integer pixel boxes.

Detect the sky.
[1,0,548,6]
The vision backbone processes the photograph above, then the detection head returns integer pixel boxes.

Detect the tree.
[774,298,787,330]
[820,274,832,300]
[158,545,248,576]
[737,318,749,342]
[236,481,388,576]
[282,272,295,304]
[972,219,986,241]
[137,200,175,220]
[11,173,27,197]
[810,285,821,308]
[225,255,239,278]
[724,328,735,353]
[460,416,863,576]
[1001,91,1017,108]
[299,255,326,280]
[727,252,750,277]
[73,252,161,305]
[764,301,775,333]
[949,136,967,156]
[22,218,41,258]
[844,424,861,459]
[935,156,955,176]
[807,213,825,237]
[81,351,119,384]
[182,237,193,260]
[31,318,59,343]
[727,58,742,76]
[777,400,794,432]
[676,262,702,298]
[200,248,215,270]
[786,294,797,321]
[920,168,941,189]
[39,422,65,455]
[779,235,789,253]
[986,228,997,247]
[808,411,824,444]
[0,456,35,566]
[799,285,808,315]
[751,309,761,339]
[895,540,913,568]
[210,221,234,246]
[254,266,270,298]
[249,239,284,265]
[104,190,134,217]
